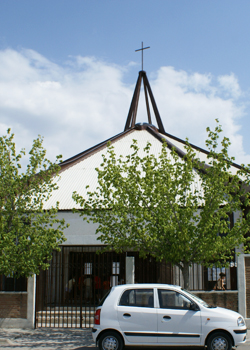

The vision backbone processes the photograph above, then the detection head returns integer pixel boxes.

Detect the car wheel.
[98,331,124,350]
[207,331,232,350]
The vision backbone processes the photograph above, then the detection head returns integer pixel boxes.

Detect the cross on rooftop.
[135,42,150,71]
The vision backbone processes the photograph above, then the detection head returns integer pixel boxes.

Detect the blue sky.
[1,0,250,165]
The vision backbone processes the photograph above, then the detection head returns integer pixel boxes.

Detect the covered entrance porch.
[35,245,172,328]
[35,245,237,328]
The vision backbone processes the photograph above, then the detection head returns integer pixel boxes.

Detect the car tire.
[98,331,124,350]
[207,331,232,350]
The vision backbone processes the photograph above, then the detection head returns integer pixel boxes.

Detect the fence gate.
[35,246,171,328]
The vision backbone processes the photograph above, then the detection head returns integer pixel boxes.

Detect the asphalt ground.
[0,328,249,350]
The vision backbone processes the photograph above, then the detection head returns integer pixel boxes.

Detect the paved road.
[0,328,249,349]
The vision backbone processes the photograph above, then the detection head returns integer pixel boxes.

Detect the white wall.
[56,211,102,245]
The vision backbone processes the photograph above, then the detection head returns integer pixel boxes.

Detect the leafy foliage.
[0,129,67,277]
[73,121,250,288]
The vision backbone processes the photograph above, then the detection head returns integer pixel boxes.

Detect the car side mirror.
[190,303,199,311]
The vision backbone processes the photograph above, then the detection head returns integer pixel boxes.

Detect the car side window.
[158,289,192,310]
[119,289,154,308]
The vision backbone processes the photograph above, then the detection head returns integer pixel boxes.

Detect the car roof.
[111,283,182,291]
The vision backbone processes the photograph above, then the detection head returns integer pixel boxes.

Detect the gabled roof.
[43,71,242,210]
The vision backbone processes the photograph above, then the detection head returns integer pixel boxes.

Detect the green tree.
[73,122,250,289]
[0,129,67,277]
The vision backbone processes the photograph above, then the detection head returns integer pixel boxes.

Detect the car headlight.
[237,316,245,327]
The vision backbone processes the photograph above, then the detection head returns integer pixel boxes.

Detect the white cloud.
[0,48,249,167]
[218,73,241,99]
[0,48,132,163]
[149,66,248,164]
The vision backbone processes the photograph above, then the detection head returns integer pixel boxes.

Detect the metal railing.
[35,246,237,328]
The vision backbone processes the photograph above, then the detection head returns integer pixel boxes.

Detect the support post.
[126,257,135,284]
[27,275,36,328]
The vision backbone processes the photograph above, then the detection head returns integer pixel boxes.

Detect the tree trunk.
[182,262,190,290]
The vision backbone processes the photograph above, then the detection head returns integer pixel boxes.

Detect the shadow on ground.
[0,328,95,349]
[73,347,205,350]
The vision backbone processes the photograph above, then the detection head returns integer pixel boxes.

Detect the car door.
[157,289,202,345]
[117,288,158,344]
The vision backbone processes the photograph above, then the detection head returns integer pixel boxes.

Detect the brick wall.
[193,291,238,312]
[0,292,27,318]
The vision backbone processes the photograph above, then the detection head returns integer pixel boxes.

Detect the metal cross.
[135,42,150,71]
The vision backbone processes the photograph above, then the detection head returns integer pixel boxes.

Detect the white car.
[92,283,247,350]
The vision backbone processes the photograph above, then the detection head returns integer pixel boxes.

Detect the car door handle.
[162,316,171,321]
[123,313,131,318]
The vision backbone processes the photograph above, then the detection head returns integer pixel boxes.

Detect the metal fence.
[172,263,237,291]
[35,246,172,328]
[35,245,237,328]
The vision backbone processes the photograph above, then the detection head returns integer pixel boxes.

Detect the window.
[112,262,120,274]
[111,262,120,287]
[84,263,92,275]
[0,275,27,292]
[158,289,192,310]
[119,289,154,308]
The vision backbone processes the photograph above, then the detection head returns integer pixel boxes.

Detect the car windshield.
[181,289,213,308]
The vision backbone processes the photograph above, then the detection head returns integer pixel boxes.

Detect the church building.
[1,69,250,329]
